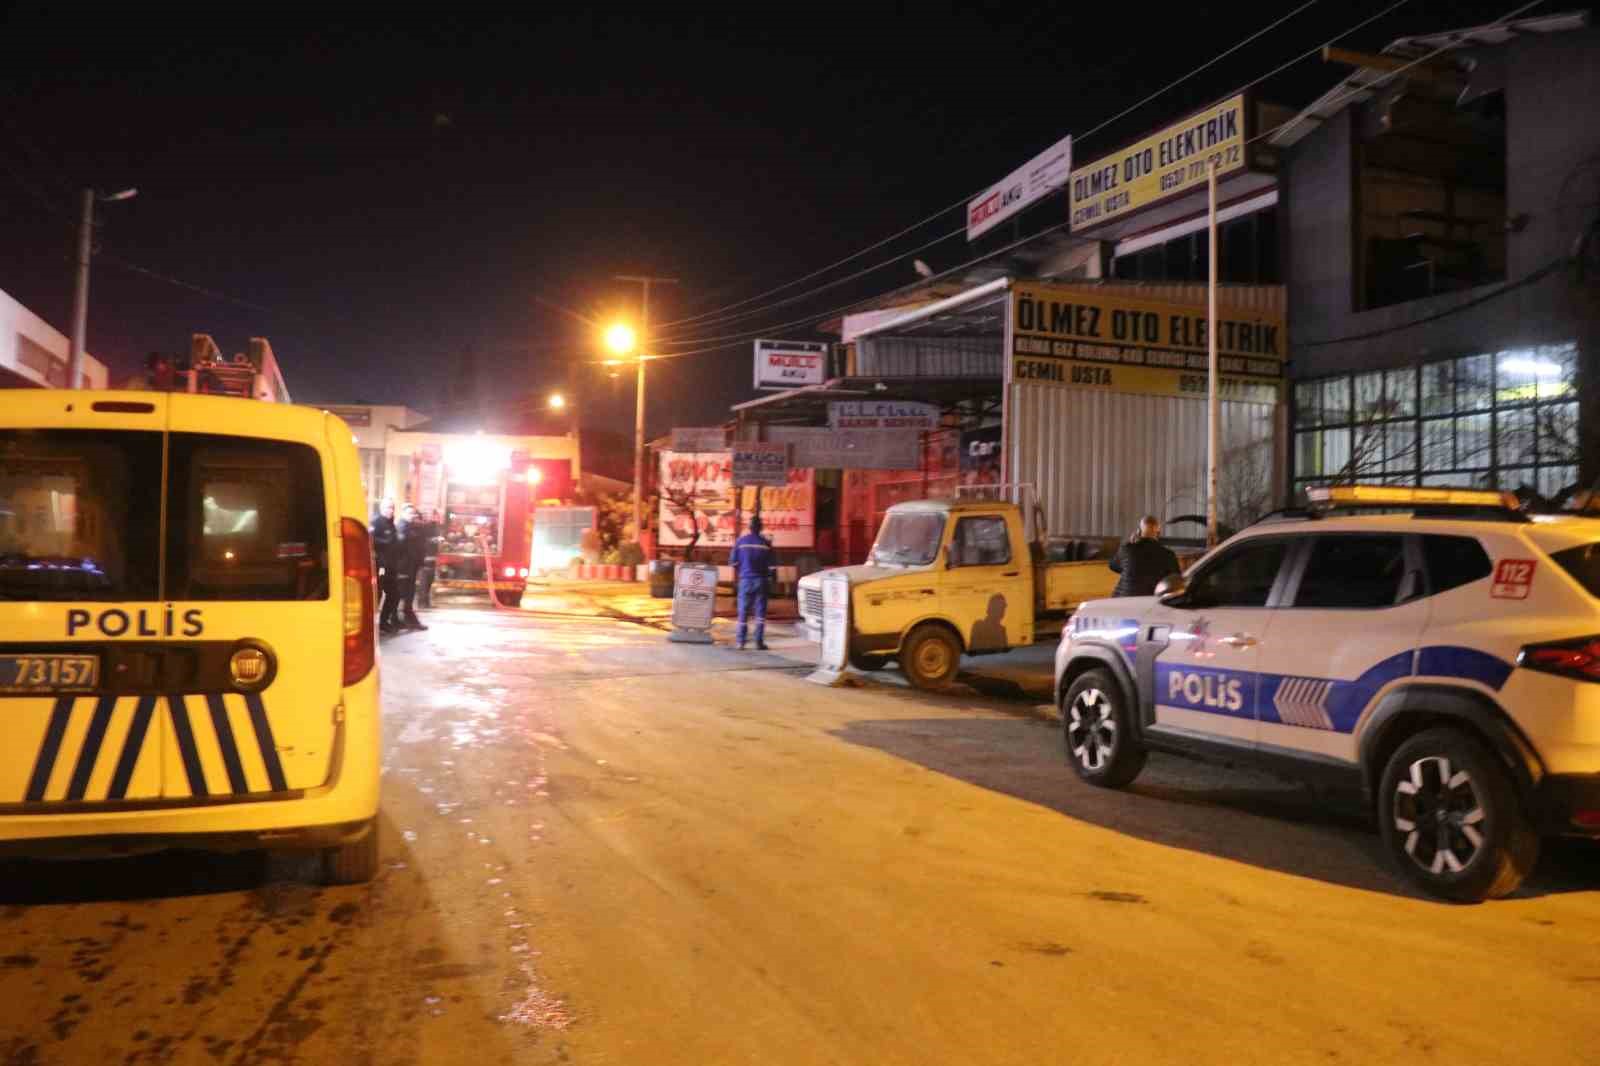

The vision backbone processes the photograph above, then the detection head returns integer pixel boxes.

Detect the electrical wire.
[654,224,965,337]
[636,218,1073,359]
[656,2,1329,333]
[656,0,1419,350]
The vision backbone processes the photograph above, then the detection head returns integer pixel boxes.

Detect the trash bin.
[648,559,675,598]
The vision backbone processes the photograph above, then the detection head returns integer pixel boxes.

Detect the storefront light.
[444,437,513,486]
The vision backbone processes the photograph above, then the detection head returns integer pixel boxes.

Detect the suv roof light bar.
[1303,484,1530,522]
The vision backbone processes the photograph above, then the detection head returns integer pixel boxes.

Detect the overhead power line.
[656,0,1427,351]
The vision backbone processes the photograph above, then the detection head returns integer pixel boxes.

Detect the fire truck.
[137,335,291,403]
[406,437,574,607]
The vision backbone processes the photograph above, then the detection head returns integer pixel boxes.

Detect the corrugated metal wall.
[857,335,1002,379]
[1009,385,1279,539]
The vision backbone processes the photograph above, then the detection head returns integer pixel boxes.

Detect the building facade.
[1279,13,1600,503]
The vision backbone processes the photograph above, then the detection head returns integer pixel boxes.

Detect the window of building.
[1112,207,1280,284]
[1355,91,1507,311]
[1293,343,1579,502]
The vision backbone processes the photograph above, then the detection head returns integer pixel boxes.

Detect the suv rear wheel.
[1377,727,1538,902]
[1062,669,1146,787]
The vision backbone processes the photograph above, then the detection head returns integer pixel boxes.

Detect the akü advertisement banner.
[753,339,828,390]
[1009,282,1284,404]
[828,400,940,430]
[1069,94,1247,232]
[657,451,814,548]
[967,133,1072,241]
[732,442,790,487]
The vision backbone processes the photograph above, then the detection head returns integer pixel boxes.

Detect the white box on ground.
[668,561,718,644]
[807,572,851,685]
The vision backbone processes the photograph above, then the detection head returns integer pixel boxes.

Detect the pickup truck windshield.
[870,512,945,566]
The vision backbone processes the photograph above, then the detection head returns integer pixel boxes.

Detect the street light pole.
[68,186,137,390]
[614,274,678,545]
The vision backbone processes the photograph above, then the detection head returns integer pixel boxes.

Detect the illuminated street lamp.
[548,392,567,411]
[604,323,637,357]
[609,274,677,547]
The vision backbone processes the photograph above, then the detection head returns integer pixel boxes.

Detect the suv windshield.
[870,512,945,566]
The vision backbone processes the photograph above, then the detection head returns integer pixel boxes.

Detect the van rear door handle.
[1220,634,1258,648]
[1001,571,1020,578]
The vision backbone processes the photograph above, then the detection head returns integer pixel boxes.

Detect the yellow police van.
[0,390,380,882]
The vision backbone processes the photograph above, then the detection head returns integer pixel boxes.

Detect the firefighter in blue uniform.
[733,515,775,650]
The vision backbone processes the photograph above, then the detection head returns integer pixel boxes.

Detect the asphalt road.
[3,594,1599,1065]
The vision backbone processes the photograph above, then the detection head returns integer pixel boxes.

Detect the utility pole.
[68,186,137,390]
[68,189,94,390]
[614,274,679,546]
[1206,160,1220,547]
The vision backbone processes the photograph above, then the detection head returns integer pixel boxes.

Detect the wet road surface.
[3,597,1600,1065]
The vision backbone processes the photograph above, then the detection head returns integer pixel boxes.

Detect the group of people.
[370,499,441,635]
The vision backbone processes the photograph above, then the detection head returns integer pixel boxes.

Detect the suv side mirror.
[1155,574,1188,603]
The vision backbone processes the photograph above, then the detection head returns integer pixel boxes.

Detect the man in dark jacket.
[371,499,402,634]
[395,504,432,631]
[732,515,775,650]
[1109,515,1181,598]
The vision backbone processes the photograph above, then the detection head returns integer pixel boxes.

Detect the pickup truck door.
[943,513,1031,650]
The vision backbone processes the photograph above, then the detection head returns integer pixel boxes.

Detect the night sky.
[0,1,1527,435]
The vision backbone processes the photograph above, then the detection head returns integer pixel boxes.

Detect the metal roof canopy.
[847,276,1012,342]
[1267,9,1589,149]
[729,375,1000,425]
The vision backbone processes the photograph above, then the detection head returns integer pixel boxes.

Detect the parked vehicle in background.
[1056,485,1600,902]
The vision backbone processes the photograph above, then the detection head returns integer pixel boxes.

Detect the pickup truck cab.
[798,499,1120,689]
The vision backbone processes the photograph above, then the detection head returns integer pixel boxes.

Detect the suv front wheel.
[1062,668,1146,788]
[1377,727,1539,902]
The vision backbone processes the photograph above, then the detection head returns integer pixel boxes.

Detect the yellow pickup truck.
[796,498,1123,689]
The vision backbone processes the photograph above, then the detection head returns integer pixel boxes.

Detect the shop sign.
[671,426,729,452]
[1008,281,1284,404]
[768,427,921,470]
[828,400,940,430]
[960,426,1003,488]
[732,442,790,487]
[658,452,814,548]
[967,133,1072,241]
[754,339,827,390]
[1069,94,1247,232]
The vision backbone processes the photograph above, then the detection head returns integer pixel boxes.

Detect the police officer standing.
[371,499,401,635]
[732,515,775,650]
[395,504,431,631]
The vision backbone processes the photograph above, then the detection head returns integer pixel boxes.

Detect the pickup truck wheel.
[901,625,961,690]
[1378,727,1538,902]
[1062,669,1145,788]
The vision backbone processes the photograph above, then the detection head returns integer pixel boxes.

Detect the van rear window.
[0,430,328,603]
[1550,542,1600,599]
[0,430,163,601]
[166,435,329,601]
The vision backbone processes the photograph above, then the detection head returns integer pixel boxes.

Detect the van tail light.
[341,518,376,685]
[1517,635,1600,682]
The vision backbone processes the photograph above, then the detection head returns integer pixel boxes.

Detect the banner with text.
[828,400,940,430]
[967,134,1072,241]
[658,452,814,548]
[732,442,790,486]
[768,426,922,470]
[1069,94,1247,232]
[1008,282,1284,404]
[754,339,828,390]
[671,426,729,452]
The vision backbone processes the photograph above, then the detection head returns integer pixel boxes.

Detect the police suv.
[1055,485,1600,902]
